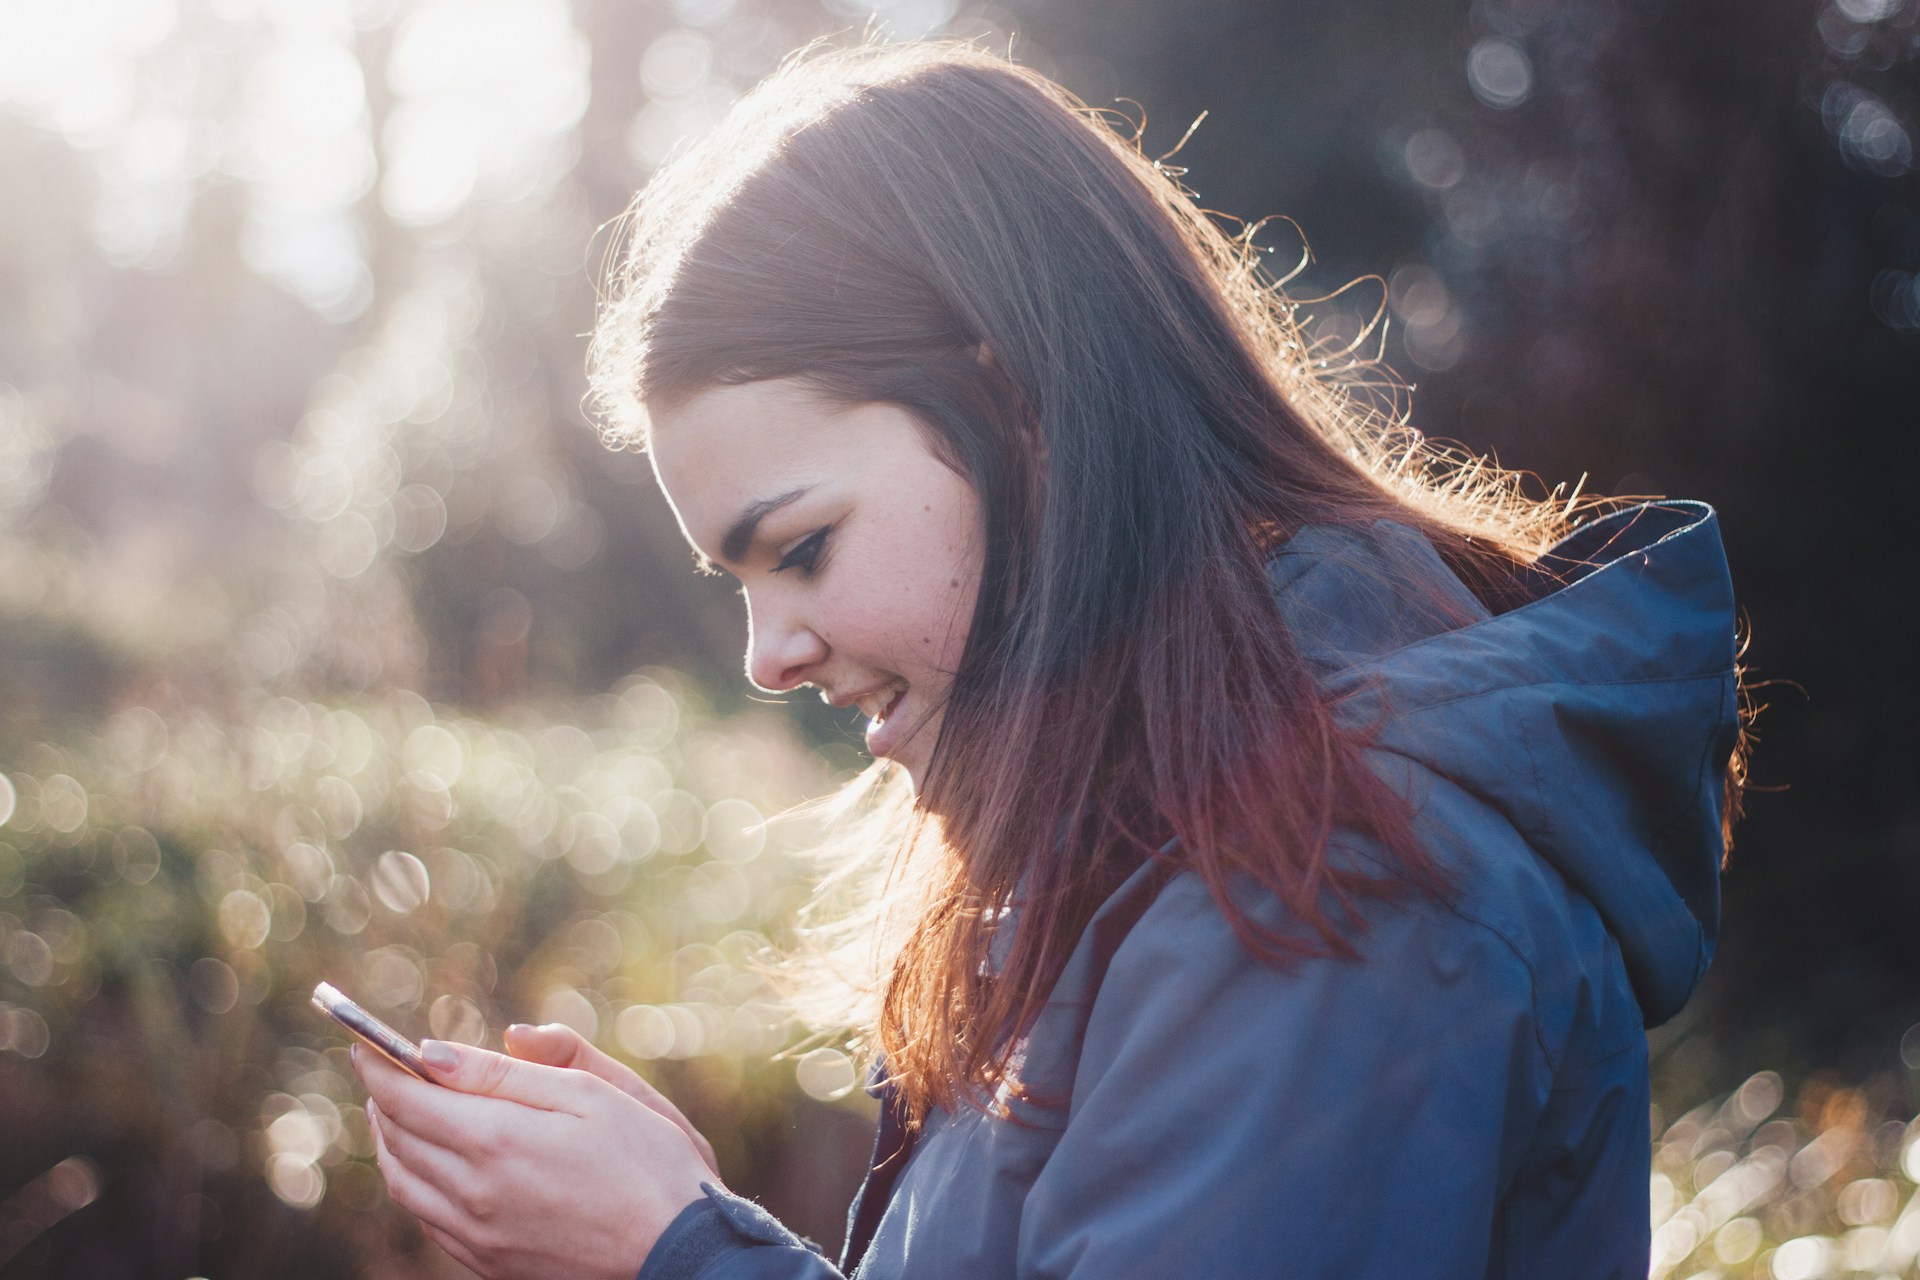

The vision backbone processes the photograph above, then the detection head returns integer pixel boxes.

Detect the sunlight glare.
[380,0,589,225]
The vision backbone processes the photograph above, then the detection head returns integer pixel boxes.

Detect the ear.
[971,341,1049,467]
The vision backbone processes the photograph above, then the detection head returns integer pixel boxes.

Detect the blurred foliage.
[1646,1071,1920,1278]
[0,0,1917,1273]
[7,686,1920,1276]
[0,676,878,1272]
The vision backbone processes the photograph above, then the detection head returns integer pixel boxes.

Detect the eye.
[772,525,832,576]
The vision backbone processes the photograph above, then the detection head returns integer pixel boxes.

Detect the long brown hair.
[590,42,1658,1124]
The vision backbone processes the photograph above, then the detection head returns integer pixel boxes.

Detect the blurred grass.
[1,675,1918,1275]
[1648,1074,1920,1277]
[0,673,879,1274]
[0,0,1915,1273]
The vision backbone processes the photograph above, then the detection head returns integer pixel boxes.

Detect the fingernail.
[420,1039,459,1071]
[506,1023,532,1038]
[365,1098,376,1123]
[350,1043,359,1067]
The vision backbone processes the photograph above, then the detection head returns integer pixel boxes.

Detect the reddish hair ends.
[589,42,1732,1125]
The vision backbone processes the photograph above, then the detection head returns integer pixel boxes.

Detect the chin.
[873,720,938,795]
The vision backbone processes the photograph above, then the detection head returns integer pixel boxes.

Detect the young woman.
[352,41,1746,1279]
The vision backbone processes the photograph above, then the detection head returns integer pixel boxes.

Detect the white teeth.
[867,688,903,724]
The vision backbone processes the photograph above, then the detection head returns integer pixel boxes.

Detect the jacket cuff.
[637,1182,820,1280]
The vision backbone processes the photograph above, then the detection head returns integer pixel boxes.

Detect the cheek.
[840,505,979,671]
[929,490,984,648]
[916,518,980,669]
[825,573,954,666]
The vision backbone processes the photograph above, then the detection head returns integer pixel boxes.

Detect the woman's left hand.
[353,1038,713,1280]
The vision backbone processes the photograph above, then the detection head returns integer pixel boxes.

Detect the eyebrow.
[720,486,814,564]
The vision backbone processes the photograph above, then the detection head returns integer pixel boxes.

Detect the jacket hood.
[1268,501,1740,1027]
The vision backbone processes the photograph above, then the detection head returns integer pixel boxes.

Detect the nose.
[744,591,828,693]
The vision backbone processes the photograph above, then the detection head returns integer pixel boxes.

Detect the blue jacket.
[639,501,1740,1279]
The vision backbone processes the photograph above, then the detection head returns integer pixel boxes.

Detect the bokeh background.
[0,0,1916,1276]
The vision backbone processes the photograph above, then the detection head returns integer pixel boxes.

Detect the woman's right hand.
[503,1021,720,1177]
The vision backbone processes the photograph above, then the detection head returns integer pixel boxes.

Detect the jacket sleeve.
[636,1183,845,1280]
[1015,871,1553,1279]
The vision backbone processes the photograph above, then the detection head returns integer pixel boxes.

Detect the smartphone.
[312,981,435,1082]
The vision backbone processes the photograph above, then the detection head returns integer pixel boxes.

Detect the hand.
[502,1022,719,1177]
[354,1038,714,1280]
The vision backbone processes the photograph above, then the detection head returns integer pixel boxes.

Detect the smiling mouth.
[858,686,905,726]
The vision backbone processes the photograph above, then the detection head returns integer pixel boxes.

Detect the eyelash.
[773,526,832,576]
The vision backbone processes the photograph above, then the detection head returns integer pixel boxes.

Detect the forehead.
[651,378,826,483]
[647,378,907,553]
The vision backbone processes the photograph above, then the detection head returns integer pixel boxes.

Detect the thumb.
[505,1023,720,1177]
[505,1023,647,1099]
[503,1021,603,1072]
[419,1039,595,1113]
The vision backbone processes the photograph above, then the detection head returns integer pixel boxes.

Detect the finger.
[505,1023,720,1174]
[370,1100,468,1240]
[352,1040,426,1117]
[365,1061,541,1157]
[506,1023,656,1099]
[502,1021,575,1066]
[355,1042,484,1143]
[373,1126,486,1279]
[419,1038,604,1114]
[367,1097,472,1192]
[422,1220,486,1277]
